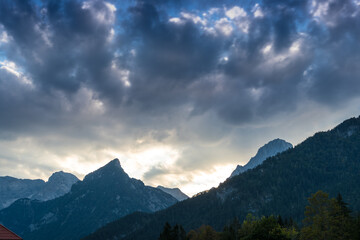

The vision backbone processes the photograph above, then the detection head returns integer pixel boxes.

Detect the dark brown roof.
[0,225,22,240]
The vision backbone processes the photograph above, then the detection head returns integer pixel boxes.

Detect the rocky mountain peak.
[0,171,79,209]
[83,159,128,183]
[256,139,293,157]
[230,138,292,178]
[107,158,122,167]
[48,171,79,185]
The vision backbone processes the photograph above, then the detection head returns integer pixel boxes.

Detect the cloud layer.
[0,0,360,195]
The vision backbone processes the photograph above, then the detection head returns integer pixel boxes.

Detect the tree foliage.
[300,191,354,240]
[159,191,359,240]
[159,222,186,240]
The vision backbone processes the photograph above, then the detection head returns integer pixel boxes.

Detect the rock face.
[0,159,178,240]
[0,172,79,210]
[32,171,79,201]
[157,186,189,201]
[230,138,293,178]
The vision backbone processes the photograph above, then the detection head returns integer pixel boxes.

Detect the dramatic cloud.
[0,0,359,195]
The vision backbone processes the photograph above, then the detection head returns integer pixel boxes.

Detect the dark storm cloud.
[118,2,224,112]
[0,0,39,49]
[116,0,314,124]
[130,4,220,80]
[305,0,360,105]
[0,0,124,134]
[1,0,360,194]
[1,0,122,96]
[0,0,360,132]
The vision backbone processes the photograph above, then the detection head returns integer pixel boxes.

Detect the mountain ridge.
[83,116,360,240]
[0,171,79,209]
[0,159,178,240]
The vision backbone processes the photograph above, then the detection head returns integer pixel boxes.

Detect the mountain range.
[0,171,79,210]
[230,138,293,178]
[83,116,360,240]
[0,159,178,240]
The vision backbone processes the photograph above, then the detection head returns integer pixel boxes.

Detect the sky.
[0,0,360,196]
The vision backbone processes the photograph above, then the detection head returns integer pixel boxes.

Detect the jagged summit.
[108,158,121,166]
[230,138,293,178]
[83,158,128,182]
[102,158,124,171]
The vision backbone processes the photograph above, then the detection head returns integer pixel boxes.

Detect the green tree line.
[158,190,360,240]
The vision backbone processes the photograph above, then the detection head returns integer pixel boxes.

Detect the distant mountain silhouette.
[0,171,78,209]
[0,159,178,240]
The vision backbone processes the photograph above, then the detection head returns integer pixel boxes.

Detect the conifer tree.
[336,193,351,217]
[159,222,172,240]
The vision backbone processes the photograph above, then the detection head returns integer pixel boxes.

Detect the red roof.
[0,225,22,240]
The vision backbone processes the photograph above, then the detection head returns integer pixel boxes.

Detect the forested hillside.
[84,116,360,240]
[156,191,360,240]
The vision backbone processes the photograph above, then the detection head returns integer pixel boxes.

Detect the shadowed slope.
[84,116,360,240]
